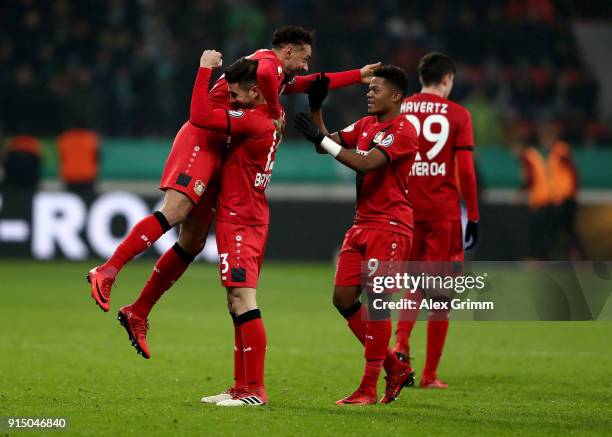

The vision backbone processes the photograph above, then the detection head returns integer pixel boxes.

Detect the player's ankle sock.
[230,313,246,389]
[101,211,172,273]
[237,309,266,390]
[132,242,194,319]
[394,320,415,356]
[358,359,384,397]
[423,314,449,378]
[340,302,366,344]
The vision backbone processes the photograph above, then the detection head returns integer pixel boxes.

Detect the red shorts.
[411,220,464,261]
[216,220,269,289]
[159,121,224,207]
[335,226,412,287]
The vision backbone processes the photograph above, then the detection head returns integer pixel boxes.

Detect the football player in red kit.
[185,53,278,406]
[295,66,419,405]
[85,25,380,359]
[393,52,479,388]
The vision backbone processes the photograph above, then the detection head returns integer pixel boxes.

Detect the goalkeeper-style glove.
[295,113,325,145]
[465,220,479,250]
[308,73,330,110]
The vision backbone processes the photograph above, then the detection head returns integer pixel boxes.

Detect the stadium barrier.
[2,189,612,261]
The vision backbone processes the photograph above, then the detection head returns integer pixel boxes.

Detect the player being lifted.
[392,52,479,388]
[187,52,279,406]
[85,25,380,359]
[295,66,418,405]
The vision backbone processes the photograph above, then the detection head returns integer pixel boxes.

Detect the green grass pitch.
[1,261,611,436]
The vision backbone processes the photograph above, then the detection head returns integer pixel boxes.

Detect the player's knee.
[159,191,193,226]
[177,233,205,255]
[332,286,360,311]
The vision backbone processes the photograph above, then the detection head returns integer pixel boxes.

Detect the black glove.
[295,113,325,145]
[465,220,479,250]
[308,73,330,110]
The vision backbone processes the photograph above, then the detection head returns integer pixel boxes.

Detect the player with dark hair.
[295,65,419,405]
[86,26,380,358]
[393,52,479,388]
[185,52,278,406]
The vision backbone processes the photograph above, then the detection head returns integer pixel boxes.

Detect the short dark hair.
[225,57,258,88]
[271,25,315,48]
[373,65,409,97]
[418,52,456,86]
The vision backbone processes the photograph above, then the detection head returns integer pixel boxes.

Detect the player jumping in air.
[295,66,419,405]
[393,52,479,388]
[188,52,277,406]
[85,25,380,359]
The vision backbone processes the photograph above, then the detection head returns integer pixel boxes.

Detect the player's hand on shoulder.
[200,50,223,69]
[308,73,330,110]
[360,62,381,84]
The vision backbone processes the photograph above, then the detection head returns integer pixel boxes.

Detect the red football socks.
[232,316,246,389]
[343,304,405,375]
[237,310,266,390]
[423,312,450,379]
[131,243,195,319]
[394,289,424,355]
[100,211,171,274]
[359,359,384,397]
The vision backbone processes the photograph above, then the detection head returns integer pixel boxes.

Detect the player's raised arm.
[303,73,341,153]
[295,113,388,173]
[256,58,283,120]
[283,62,380,94]
[189,50,232,132]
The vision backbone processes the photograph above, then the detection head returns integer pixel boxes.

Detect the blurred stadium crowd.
[1,0,611,145]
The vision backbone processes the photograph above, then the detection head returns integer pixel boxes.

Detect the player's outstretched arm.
[189,50,232,133]
[295,113,387,172]
[283,62,381,94]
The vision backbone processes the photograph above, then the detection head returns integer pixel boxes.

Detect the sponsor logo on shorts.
[194,180,205,196]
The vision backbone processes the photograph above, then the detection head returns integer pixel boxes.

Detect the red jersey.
[401,93,475,221]
[338,114,418,235]
[208,49,362,117]
[190,67,278,225]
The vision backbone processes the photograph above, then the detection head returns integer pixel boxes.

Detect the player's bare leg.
[215,287,267,407]
[119,215,210,359]
[87,189,193,312]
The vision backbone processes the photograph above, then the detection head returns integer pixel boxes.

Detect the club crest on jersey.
[194,180,205,196]
[379,134,394,147]
[373,132,385,144]
[228,110,244,118]
[277,66,283,76]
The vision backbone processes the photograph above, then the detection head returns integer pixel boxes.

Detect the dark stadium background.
[1,0,612,261]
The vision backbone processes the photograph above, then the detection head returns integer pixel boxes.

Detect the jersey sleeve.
[375,122,418,163]
[337,118,364,149]
[454,107,475,149]
[283,69,362,94]
[189,67,232,134]
[226,110,265,137]
[256,59,282,119]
